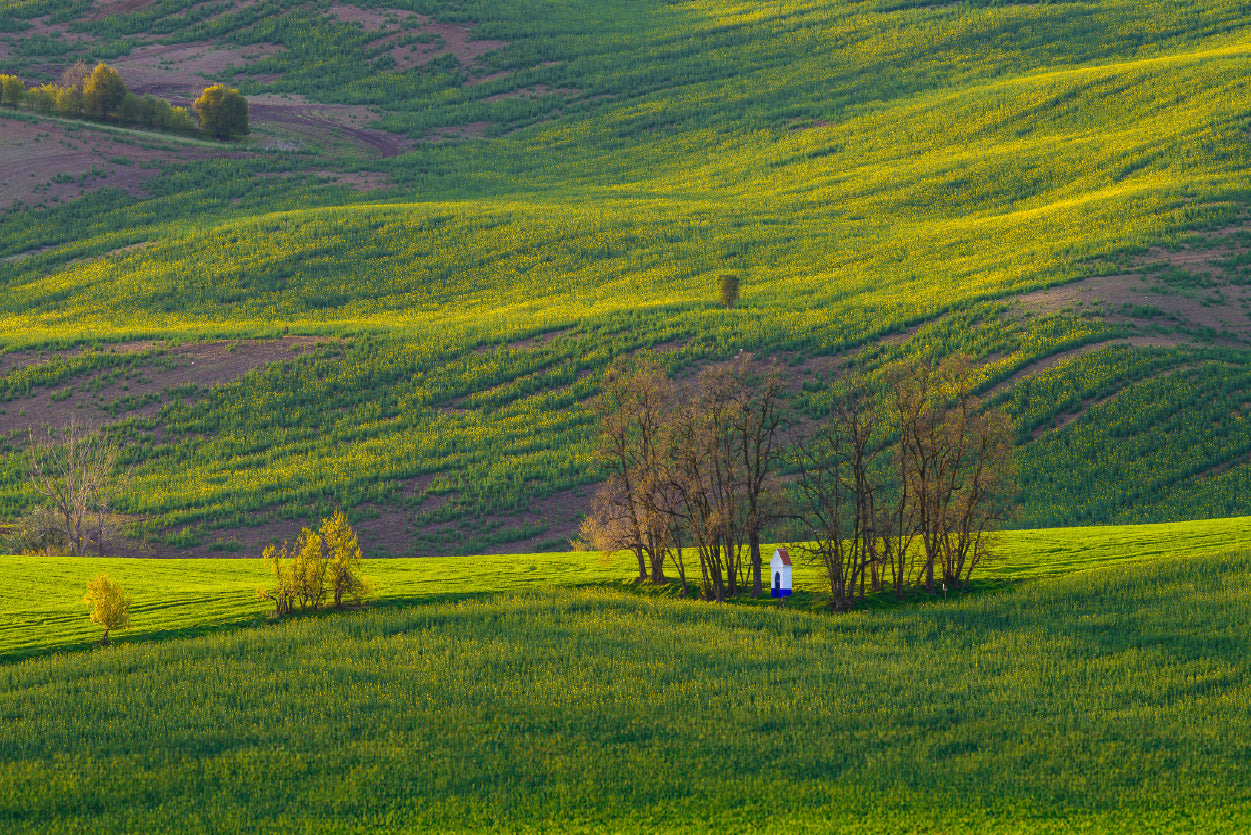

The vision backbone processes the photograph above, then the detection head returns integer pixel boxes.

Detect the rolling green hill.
[8,5,1251,831]
[2,0,1251,551]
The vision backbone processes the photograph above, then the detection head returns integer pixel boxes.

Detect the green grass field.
[3,0,1251,547]
[4,523,1251,832]
[5,516,1248,662]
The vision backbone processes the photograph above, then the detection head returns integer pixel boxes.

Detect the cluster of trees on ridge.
[580,353,1016,609]
[0,61,248,139]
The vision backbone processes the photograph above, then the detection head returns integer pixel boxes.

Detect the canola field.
[2,0,1251,545]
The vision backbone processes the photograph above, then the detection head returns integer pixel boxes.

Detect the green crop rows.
[2,0,1251,546]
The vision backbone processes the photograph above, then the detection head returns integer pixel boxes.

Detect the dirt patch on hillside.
[325,2,414,29]
[107,41,289,98]
[426,121,490,141]
[0,340,150,378]
[1007,271,1250,332]
[0,337,321,441]
[306,168,389,190]
[85,0,156,22]
[495,327,578,353]
[983,335,1191,401]
[483,85,580,103]
[478,484,595,555]
[103,479,591,560]
[381,17,507,68]
[1006,227,1251,342]
[248,101,410,157]
[0,115,237,209]
[1,0,528,200]
[1026,365,1190,441]
[0,103,399,210]
[401,483,595,560]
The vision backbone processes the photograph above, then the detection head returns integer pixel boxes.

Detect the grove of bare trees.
[582,352,1016,609]
[793,356,1015,609]
[580,352,788,602]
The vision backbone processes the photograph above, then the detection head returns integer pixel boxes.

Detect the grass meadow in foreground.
[2,549,1251,832]
[2,516,1248,662]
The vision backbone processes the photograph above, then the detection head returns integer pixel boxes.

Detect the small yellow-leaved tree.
[322,511,369,608]
[82,63,127,120]
[290,528,329,612]
[194,83,249,139]
[84,574,130,646]
[258,540,298,618]
[258,512,369,618]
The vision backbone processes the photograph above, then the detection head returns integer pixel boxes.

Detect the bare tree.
[662,363,758,601]
[585,354,788,602]
[890,356,1016,593]
[728,355,787,597]
[586,355,673,583]
[700,364,747,596]
[26,421,127,558]
[59,60,92,91]
[90,450,132,557]
[883,365,927,597]
[666,392,731,601]
[916,357,1014,587]
[793,378,885,609]
[794,358,1016,607]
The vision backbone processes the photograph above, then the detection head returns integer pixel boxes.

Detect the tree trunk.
[65,508,82,558]
[925,530,936,594]
[648,537,667,584]
[750,532,762,598]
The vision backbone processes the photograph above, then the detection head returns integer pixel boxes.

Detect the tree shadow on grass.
[0,588,520,666]
[1,576,1032,666]
[577,574,1026,613]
